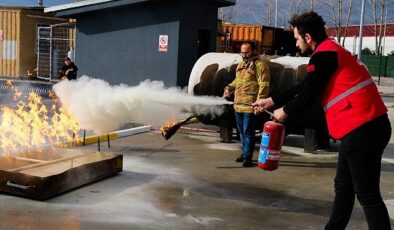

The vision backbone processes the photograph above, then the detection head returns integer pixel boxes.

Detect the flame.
[159,121,178,133]
[160,116,197,140]
[0,86,80,157]
[6,80,22,100]
[160,120,182,140]
[27,68,38,77]
[6,80,13,88]
[48,91,57,99]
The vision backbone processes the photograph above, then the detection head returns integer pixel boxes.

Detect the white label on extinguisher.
[268,152,280,160]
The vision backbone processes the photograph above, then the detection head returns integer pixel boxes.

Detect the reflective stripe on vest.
[323,78,374,111]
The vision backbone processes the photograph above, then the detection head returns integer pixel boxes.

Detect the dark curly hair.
[289,11,327,43]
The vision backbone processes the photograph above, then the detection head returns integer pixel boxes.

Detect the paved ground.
[0,78,393,229]
[0,129,393,229]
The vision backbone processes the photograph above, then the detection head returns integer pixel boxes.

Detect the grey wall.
[177,0,218,87]
[75,1,180,86]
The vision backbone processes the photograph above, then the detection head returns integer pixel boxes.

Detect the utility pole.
[357,0,366,59]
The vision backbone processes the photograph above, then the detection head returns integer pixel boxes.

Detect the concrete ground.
[0,129,393,229]
[0,78,393,229]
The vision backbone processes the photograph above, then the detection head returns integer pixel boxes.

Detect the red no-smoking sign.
[158,35,168,52]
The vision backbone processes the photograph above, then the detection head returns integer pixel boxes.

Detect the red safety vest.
[311,39,387,139]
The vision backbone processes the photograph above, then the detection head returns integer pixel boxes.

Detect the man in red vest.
[253,11,391,229]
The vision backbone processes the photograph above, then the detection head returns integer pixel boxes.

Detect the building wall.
[75,1,180,86]
[0,8,20,77]
[177,0,219,87]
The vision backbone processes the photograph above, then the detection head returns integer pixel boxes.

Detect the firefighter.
[253,11,391,229]
[224,42,270,167]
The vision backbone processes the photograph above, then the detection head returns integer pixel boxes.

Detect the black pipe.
[97,136,101,152]
[83,130,86,146]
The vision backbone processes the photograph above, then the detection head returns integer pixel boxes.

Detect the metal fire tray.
[0,149,122,200]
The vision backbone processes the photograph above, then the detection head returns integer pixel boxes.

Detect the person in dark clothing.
[253,11,391,230]
[59,57,78,80]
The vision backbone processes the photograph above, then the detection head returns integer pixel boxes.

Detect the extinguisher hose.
[232,102,274,117]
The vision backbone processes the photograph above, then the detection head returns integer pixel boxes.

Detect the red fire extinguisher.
[258,121,285,171]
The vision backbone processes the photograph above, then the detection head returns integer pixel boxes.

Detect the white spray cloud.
[53,76,231,134]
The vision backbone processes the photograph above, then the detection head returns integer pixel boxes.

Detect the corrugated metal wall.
[221,24,262,42]
[218,23,264,53]
[0,8,20,77]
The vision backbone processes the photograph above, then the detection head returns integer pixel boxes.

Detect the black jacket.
[59,62,78,80]
[272,50,338,115]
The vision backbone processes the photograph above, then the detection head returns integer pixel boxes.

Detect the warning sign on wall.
[158,35,168,52]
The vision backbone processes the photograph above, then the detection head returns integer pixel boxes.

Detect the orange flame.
[160,121,178,132]
[0,89,80,157]
[6,80,13,88]
[48,91,57,99]
[5,80,22,100]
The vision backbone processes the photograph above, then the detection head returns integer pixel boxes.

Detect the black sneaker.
[235,154,244,162]
[242,156,254,167]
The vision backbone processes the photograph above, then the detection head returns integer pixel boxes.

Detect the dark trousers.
[235,112,256,157]
[325,114,392,230]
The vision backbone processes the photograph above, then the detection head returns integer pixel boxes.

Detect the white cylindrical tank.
[188,53,310,96]
[188,53,241,95]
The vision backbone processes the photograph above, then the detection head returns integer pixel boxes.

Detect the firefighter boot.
[242,155,253,167]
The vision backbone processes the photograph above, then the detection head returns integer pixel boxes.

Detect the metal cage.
[36,23,75,81]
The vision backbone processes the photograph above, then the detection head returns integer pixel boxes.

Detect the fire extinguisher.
[258,121,285,171]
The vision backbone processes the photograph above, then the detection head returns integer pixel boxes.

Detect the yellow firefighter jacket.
[227,57,270,113]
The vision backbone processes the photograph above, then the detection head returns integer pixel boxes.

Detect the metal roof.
[45,0,236,17]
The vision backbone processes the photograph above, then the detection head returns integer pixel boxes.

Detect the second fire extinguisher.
[258,121,285,171]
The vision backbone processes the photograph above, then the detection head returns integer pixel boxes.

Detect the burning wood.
[160,115,198,140]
